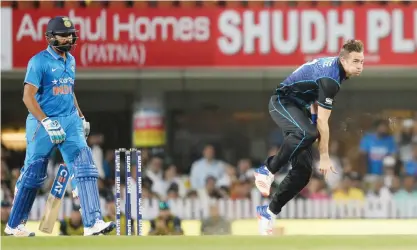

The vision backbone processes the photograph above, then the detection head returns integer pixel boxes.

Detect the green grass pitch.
[2,236,417,250]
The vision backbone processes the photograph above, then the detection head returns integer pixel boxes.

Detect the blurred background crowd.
[2,115,417,234]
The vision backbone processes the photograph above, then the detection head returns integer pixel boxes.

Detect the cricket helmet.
[45,16,78,52]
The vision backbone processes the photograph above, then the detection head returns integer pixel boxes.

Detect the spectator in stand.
[88,134,105,179]
[389,176,401,194]
[1,201,11,236]
[201,204,231,235]
[217,164,238,188]
[379,155,398,188]
[349,172,364,190]
[148,201,183,236]
[365,177,392,218]
[186,190,199,200]
[306,176,330,200]
[403,143,417,176]
[397,119,416,163]
[59,204,84,236]
[103,194,129,235]
[230,179,252,200]
[146,155,164,188]
[197,176,225,203]
[153,164,186,199]
[360,119,397,176]
[394,175,417,200]
[394,175,417,217]
[102,149,115,181]
[366,177,392,201]
[236,158,253,180]
[190,144,225,190]
[333,174,365,201]
[166,185,180,200]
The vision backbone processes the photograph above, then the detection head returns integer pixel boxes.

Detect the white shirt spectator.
[190,158,225,190]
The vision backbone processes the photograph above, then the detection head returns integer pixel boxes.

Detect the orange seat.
[38,0,56,9]
[200,0,220,7]
[271,0,288,7]
[181,1,197,7]
[65,0,81,8]
[17,1,35,8]
[157,0,174,8]
[247,0,265,7]
[82,0,104,8]
[133,1,149,8]
[226,0,243,8]
[108,1,127,8]
[297,1,314,7]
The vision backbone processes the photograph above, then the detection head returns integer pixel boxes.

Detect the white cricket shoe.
[84,219,116,236]
[254,165,275,196]
[256,205,274,236]
[4,224,35,237]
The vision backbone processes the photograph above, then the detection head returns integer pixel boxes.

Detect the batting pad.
[8,158,48,228]
[73,147,102,227]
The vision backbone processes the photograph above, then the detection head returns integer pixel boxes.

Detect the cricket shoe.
[4,224,35,237]
[256,205,274,236]
[254,165,275,196]
[84,219,116,236]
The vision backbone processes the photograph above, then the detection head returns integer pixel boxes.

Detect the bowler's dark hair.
[339,39,364,58]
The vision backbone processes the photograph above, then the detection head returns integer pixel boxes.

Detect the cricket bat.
[38,164,71,234]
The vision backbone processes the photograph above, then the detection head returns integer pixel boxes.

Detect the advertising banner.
[11,6,417,68]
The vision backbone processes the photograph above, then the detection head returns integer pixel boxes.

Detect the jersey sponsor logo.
[325,98,333,105]
[51,68,57,72]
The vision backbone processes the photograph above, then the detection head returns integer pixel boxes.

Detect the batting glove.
[81,116,90,138]
[41,117,66,144]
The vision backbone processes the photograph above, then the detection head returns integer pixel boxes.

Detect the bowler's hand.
[81,117,90,138]
[318,155,337,180]
[41,117,66,144]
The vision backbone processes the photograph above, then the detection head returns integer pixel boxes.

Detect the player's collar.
[337,58,348,81]
[46,46,68,61]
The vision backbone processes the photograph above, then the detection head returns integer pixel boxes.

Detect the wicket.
[114,148,142,236]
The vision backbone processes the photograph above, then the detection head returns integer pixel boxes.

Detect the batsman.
[4,16,115,236]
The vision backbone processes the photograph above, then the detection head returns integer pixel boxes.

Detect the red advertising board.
[12,6,417,68]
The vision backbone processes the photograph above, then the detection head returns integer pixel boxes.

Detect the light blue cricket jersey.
[24,46,76,117]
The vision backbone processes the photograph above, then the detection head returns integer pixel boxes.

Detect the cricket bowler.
[4,16,115,236]
[254,40,365,235]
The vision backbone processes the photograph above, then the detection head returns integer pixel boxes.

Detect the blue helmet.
[45,16,78,52]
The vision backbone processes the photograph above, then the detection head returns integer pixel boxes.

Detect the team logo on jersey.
[325,98,333,105]
[71,64,75,72]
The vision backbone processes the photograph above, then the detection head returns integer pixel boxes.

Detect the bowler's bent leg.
[269,146,313,214]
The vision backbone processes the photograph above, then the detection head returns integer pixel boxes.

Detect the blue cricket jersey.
[24,46,76,117]
[278,57,347,110]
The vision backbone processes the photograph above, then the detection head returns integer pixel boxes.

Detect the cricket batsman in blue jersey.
[254,40,365,235]
[5,16,115,236]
